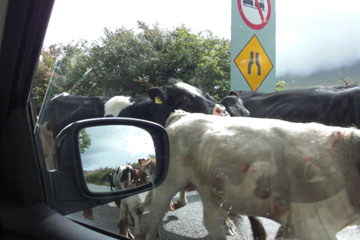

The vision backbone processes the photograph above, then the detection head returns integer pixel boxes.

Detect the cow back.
[39,93,109,136]
[228,85,360,128]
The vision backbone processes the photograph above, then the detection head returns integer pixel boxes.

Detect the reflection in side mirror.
[78,125,156,193]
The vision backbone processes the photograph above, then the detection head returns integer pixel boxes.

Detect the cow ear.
[205,93,216,102]
[229,90,240,97]
[220,95,249,117]
[148,87,167,105]
[168,78,182,84]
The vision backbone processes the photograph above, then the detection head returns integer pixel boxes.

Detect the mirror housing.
[48,118,169,215]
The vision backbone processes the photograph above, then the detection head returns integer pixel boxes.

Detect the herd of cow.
[108,158,156,239]
[38,78,360,239]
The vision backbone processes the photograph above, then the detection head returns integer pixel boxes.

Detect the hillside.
[277,60,360,89]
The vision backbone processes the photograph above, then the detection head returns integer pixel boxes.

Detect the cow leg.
[275,224,295,240]
[275,213,294,240]
[221,213,243,236]
[140,190,153,210]
[125,195,145,239]
[172,190,187,210]
[83,208,94,220]
[128,211,135,225]
[145,182,184,240]
[224,216,236,236]
[129,206,144,238]
[201,197,227,240]
[132,214,143,239]
[276,219,338,240]
[224,214,266,239]
[227,214,253,238]
[119,200,133,238]
[142,190,179,226]
[248,216,267,240]
[114,199,121,208]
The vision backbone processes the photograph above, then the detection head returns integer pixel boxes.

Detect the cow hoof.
[126,229,135,239]
[83,209,94,220]
[169,202,175,211]
[120,228,134,239]
[225,217,236,236]
[84,215,94,220]
[172,200,187,210]
[225,226,236,236]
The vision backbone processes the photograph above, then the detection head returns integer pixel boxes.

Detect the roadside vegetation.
[84,161,143,186]
[33,22,359,112]
[33,22,231,112]
[84,167,115,186]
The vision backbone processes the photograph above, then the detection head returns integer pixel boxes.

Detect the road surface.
[67,189,360,239]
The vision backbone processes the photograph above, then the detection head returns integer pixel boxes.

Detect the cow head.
[119,166,149,189]
[139,158,156,181]
[147,79,228,125]
[104,79,229,126]
[220,92,250,117]
[119,166,136,189]
[133,168,148,186]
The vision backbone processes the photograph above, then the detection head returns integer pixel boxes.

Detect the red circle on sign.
[237,0,271,30]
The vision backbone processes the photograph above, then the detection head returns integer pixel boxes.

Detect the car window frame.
[0,1,130,239]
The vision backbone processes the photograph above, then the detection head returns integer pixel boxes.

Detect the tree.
[32,42,90,112]
[34,22,232,106]
[33,44,63,112]
[78,129,91,154]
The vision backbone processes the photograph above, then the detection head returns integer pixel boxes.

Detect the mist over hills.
[277,60,360,90]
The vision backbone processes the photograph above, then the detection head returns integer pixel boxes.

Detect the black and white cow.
[110,165,147,239]
[37,79,250,236]
[103,79,232,122]
[221,85,360,128]
[217,85,360,237]
[145,110,360,240]
[104,81,260,239]
[102,80,253,238]
[38,79,228,170]
[38,93,109,170]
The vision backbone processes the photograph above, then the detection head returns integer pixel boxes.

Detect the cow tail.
[248,216,267,240]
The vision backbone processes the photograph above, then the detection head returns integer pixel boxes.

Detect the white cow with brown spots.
[145,110,360,240]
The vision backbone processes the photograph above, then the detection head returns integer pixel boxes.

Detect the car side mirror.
[49,118,169,215]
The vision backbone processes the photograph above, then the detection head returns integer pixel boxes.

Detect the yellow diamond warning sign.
[234,35,273,91]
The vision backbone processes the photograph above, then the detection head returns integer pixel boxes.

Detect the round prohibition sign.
[237,0,271,30]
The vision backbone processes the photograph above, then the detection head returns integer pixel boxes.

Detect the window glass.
[33,0,360,239]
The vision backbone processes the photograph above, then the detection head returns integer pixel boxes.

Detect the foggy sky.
[44,0,360,77]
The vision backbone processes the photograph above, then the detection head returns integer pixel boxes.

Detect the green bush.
[84,167,115,186]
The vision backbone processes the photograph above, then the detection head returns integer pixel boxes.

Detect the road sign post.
[231,0,275,92]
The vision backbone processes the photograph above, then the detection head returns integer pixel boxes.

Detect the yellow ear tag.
[155,96,163,104]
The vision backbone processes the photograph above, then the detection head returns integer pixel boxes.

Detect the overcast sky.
[44,0,360,77]
[81,125,155,171]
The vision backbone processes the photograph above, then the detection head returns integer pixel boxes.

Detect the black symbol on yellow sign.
[248,51,261,75]
[234,35,273,91]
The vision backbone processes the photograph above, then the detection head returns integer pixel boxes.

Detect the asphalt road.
[67,190,360,239]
